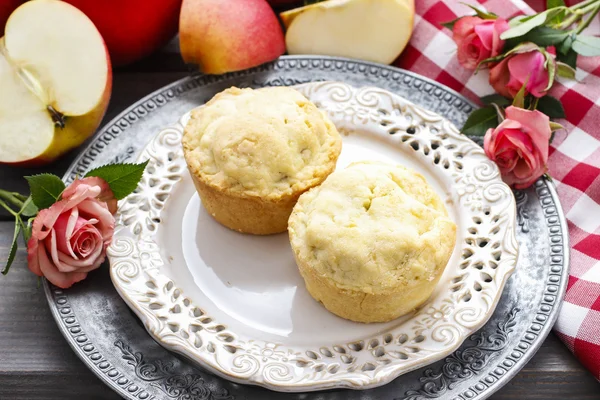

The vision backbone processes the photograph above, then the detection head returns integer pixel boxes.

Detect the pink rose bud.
[27,179,116,289]
[452,16,509,70]
[484,106,552,189]
[489,50,552,98]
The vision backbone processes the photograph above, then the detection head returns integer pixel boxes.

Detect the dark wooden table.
[0,42,598,400]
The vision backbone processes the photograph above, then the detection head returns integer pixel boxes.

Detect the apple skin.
[180,0,285,75]
[6,50,112,168]
[0,0,24,36]
[63,0,182,66]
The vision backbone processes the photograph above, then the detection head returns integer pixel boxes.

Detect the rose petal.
[502,129,534,154]
[457,33,484,69]
[474,20,496,51]
[27,236,42,276]
[491,18,509,57]
[489,57,512,98]
[76,200,115,242]
[495,147,519,171]
[70,219,100,258]
[104,198,118,215]
[483,128,496,158]
[513,158,533,179]
[507,51,549,98]
[37,243,87,289]
[504,107,551,160]
[53,210,80,259]
[75,235,94,258]
[499,170,517,186]
[512,160,546,189]
[63,177,117,214]
[506,74,524,98]
[31,205,63,242]
[47,230,78,273]
[453,16,482,43]
[53,223,103,271]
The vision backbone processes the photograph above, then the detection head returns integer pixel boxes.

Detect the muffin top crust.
[182,86,341,200]
[288,161,457,293]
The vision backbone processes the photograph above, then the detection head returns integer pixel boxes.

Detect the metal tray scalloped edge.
[44,56,570,400]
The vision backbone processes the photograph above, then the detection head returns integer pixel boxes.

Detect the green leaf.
[461,107,499,136]
[522,26,570,46]
[546,0,567,24]
[85,161,149,200]
[441,17,460,31]
[558,33,574,54]
[2,222,21,275]
[550,9,567,25]
[480,94,511,107]
[19,196,38,218]
[557,47,577,68]
[572,34,600,56]
[25,174,66,210]
[536,96,566,118]
[501,8,564,40]
[461,3,497,19]
[556,61,576,79]
[508,15,528,27]
[547,0,565,9]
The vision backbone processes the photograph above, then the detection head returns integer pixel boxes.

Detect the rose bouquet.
[444,0,600,188]
[0,162,147,288]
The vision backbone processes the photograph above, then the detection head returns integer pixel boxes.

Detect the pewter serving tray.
[46,56,569,400]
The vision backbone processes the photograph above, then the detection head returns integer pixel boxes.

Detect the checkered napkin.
[392,0,600,380]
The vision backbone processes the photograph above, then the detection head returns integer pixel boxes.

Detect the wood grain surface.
[0,40,598,400]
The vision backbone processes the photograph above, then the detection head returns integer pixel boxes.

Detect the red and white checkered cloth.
[393,0,600,381]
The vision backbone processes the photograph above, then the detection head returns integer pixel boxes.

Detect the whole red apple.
[0,0,24,35]
[180,0,285,75]
[63,0,182,66]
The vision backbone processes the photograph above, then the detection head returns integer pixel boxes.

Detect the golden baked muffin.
[288,161,457,323]
[182,86,342,235]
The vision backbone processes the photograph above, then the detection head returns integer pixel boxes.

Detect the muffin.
[288,161,457,323]
[182,86,342,235]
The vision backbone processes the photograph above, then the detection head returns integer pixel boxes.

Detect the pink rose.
[489,50,552,98]
[27,177,116,288]
[484,106,551,189]
[453,16,509,69]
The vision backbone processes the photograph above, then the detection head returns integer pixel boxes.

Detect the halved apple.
[281,0,415,65]
[0,0,112,166]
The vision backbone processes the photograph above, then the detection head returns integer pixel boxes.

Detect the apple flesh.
[281,0,415,65]
[0,0,111,166]
[180,0,286,75]
[63,0,182,66]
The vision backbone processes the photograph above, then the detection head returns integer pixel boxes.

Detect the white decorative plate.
[107,81,518,392]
